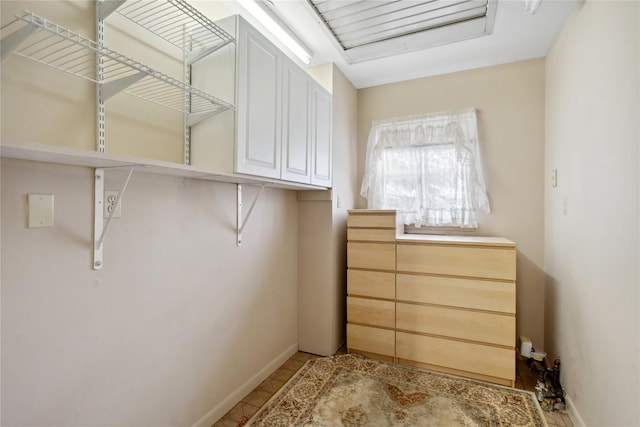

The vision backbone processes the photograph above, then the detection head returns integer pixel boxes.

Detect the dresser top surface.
[396,234,516,247]
[347,209,396,215]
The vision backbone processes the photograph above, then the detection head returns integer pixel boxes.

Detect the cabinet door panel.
[396,274,515,314]
[236,23,281,178]
[397,243,516,280]
[347,324,394,357]
[281,60,310,183]
[348,270,395,299]
[347,212,397,228]
[347,297,395,328]
[396,332,515,381]
[396,303,515,347]
[347,242,395,271]
[311,85,332,187]
[347,228,396,242]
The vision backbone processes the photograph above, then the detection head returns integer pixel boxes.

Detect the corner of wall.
[305,63,334,94]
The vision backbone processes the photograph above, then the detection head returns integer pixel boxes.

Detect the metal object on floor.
[527,357,566,412]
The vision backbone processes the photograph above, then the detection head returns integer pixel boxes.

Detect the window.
[360,108,490,228]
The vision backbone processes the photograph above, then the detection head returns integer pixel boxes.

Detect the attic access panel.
[307,0,497,64]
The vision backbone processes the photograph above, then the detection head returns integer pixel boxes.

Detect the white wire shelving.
[0,11,233,118]
[0,4,242,270]
[93,0,237,162]
[100,0,235,65]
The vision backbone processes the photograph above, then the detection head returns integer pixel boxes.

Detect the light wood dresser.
[346,210,402,362]
[347,210,517,387]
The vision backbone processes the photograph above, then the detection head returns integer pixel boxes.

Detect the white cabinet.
[190,15,331,187]
[311,84,332,187]
[282,57,332,186]
[281,58,311,183]
[236,21,282,179]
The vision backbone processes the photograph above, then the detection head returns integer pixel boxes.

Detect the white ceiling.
[225,0,576,89]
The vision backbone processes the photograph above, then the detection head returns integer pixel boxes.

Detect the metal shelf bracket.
[101,71,147,101]
[94,166,135,269]
[0,21,39,62]
[97,0,126,20]
[237,183,266,246]
[185,42,232,66]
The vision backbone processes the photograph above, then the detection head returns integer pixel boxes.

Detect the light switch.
[28,194,54,228]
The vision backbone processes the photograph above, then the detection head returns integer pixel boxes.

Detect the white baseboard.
[190,342,299,427]
[564,394,586,427]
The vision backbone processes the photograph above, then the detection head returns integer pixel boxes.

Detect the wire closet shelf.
[0,10,233,115]
[104,0,235,58]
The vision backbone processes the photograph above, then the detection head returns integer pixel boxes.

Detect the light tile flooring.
[212,348,573,427]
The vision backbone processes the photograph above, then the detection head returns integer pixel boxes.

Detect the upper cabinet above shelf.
[98,0,235,65]
[0,1,332,189]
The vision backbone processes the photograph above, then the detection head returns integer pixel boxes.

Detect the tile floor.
[212,349,573,427]
[515,357,574,427]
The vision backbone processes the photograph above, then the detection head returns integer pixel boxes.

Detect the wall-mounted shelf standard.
[0,11,233,121]
[95,0,237,161]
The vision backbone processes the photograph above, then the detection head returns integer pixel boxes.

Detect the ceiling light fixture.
[236,0,313,65]
[524,0,542,15]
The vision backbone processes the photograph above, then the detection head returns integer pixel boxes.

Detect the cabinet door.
[347,324,395,359]
[347,242,396,271]
[281,59,311,183]
[236,21,282,179]
[310,84,332,187]
[397,243,516,280]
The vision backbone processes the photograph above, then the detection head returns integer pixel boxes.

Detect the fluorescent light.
[524,0,542,15]
[237,0,312,64]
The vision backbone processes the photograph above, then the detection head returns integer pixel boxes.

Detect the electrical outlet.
[104,191,122,218]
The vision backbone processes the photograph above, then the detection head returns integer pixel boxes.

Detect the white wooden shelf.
[0,142,328,191]
[2,142,327,268]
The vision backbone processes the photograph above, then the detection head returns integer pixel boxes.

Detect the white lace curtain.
[360,108,490,228]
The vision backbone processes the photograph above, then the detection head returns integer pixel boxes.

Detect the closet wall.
[1,160,299,426]
[1,1,301,426]
[298,65,358,356]
[357,59,546,347]
[545,1,639,425]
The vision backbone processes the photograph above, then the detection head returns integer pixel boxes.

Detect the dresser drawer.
[397,243,516,280]
[347,297,394,328]
[396,274,515,314]
[347,212,396,228]
[348,242,395,271]
[396,303,514,347]
[396,332,515,381]
[348,270,395,299]
[347,228,396,242]
[347,324,395,357]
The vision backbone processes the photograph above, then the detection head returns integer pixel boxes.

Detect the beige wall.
[0,0,226,163]
[1,1,302,426]
[1,159,300,426]
[329,65,359,349]
[357,59,546,347]
[298,65,358,355]
[545,2,639,425]
[1,1,97,153]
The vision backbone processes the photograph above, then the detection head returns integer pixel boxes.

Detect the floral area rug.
[246,354,547,427]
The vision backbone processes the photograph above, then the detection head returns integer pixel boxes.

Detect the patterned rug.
[246,354,547,427]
